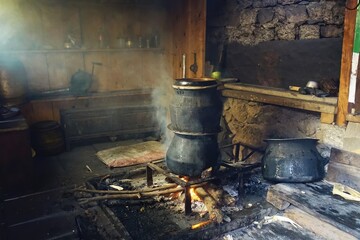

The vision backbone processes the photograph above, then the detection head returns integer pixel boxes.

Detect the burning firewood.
[206,185,236,206]
[194,187,224,224]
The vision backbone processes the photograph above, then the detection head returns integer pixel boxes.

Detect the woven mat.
[96,141,165,168]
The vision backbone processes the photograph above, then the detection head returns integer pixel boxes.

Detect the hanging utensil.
[190,52,198,74]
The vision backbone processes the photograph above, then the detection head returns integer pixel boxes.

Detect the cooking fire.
[75,159,267,240]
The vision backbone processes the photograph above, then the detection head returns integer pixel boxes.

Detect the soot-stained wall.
[206,0,345,89]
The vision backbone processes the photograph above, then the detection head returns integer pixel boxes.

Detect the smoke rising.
[0,0,23,49]
[151,61,174,150]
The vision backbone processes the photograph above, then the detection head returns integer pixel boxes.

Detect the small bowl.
[306,81,319,89]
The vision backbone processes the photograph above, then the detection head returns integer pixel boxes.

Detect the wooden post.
[184,186,192,215]
[146,165,153,187]
[336,0,358,126]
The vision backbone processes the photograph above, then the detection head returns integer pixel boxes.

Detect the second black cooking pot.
[262,138,328,183]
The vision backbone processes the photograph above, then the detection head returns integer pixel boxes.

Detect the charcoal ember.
[244,174,269,196]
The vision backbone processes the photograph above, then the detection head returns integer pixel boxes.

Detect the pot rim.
[264,138,319,142]
[167,124,221,136]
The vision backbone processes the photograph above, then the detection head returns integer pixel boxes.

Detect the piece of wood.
[329,147,360,168]
[326,161,360,192]
[266,189,290,210]
[268,182,360,238]
[346,114,360,123]
[337,0,358,126]
[225,83,338,105]
[284,206,357,240]
[194,186,224,223]
[205,185,223,204]
[15,53,50,92]
[343,122,360,153]
[222,89,337,114]
[46,52,84,90]
[30,101,54,123]
[206,184,236,206]
[320,112,335,124]
[170,0,206,79]
[74,183,178,195]
[40,2,64,49]
[78,186,183,204]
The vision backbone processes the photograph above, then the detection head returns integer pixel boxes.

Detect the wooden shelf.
[222,83,338,124]
[0,48,164,54]
[29,88,154,103]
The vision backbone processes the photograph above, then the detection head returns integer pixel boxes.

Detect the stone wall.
[221,98,345,161]
[207,0,345,46]
[208,0,347,162]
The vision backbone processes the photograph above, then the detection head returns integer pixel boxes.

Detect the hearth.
[77,155,271,240]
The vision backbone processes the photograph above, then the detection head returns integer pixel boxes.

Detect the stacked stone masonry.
[207,0,345,45]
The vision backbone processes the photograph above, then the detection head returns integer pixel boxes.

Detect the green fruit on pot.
[211,71,221,80]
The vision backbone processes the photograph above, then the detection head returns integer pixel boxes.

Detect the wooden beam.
[336,0,358,126]
[346,114,360,123]
[222,89,337,114]
[320,113,335,124]
[330,147,360,168]
[224,83,338,105]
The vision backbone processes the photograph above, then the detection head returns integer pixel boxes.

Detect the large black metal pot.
[169,78,222,133]
[262,138,328,183]
[166,133,220,177]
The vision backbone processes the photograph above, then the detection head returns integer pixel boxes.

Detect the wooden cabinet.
[0,116,33,193]
[61,105,159,149]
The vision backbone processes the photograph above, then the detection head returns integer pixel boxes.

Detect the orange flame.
[191,219,212,230]
[189,188,201,201]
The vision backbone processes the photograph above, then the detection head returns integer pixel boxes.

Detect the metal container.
[166,132,220,177]
[262,138,328,183]
[169,78,222,133]
[0,58,27,107]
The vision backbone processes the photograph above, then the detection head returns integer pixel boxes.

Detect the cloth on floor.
[96,141,165,168]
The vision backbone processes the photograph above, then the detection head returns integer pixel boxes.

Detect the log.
[74,183,178,195]
[266,189,291,210]
[284,206,357,240]
[206,185,236,206]
[194,187,224,223]
[205,185,223,204]
[78,187,183,204]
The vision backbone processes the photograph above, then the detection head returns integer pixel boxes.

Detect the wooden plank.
[266,189,290,210]
[46,53,84,90]
[225,83,338,105]
[62,4,82,49]
[40,2,64,49]
[330,147,360,168]
[17,1,43,50]
[30,102,54,123]
[320,113,335,124]
[80,6,104,49]
[326,161,360,192]
[268,182,360,238]
[346,114,360,123]
[169,0,206,79]
[222,89,337,114]
[14,53,50,92]
[83,51,144,92]
[343,122,360,154]
[336,0,357,126]
[284,206,357,240]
